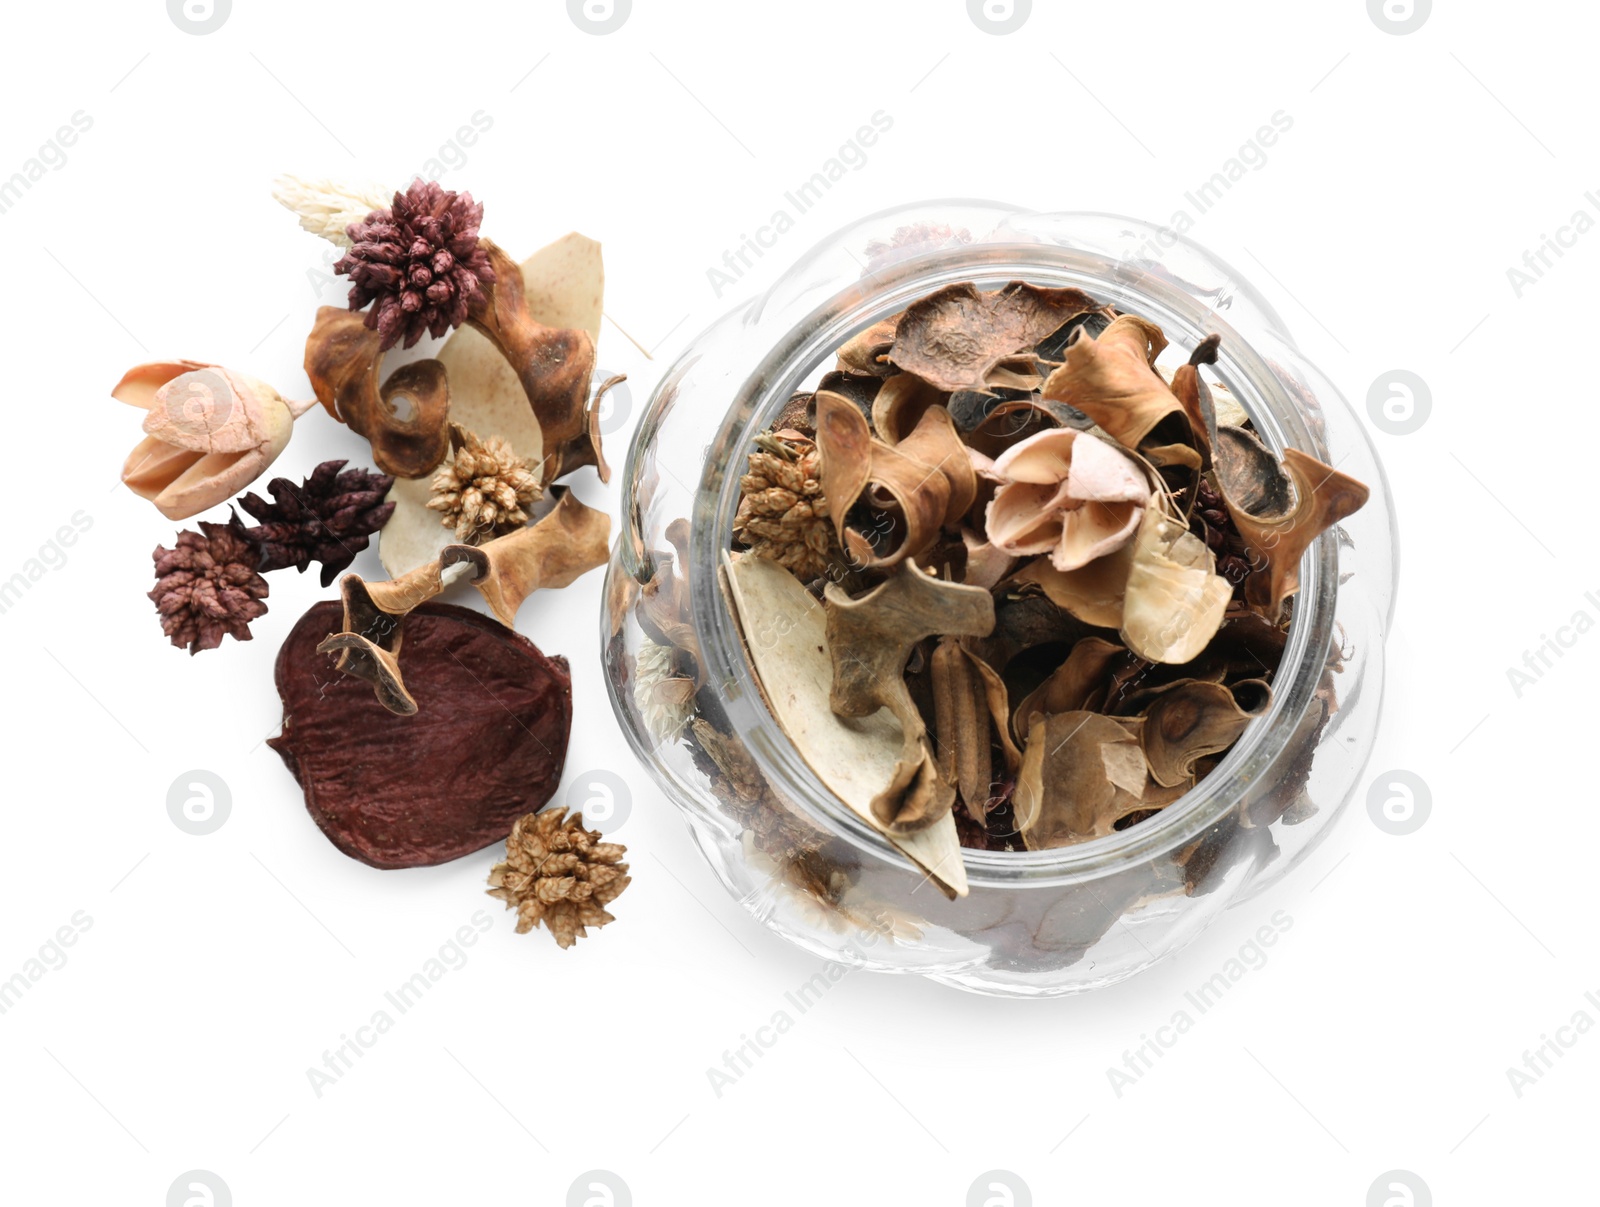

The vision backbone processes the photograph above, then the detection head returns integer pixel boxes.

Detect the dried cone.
[236,459,395,587]
[733,430,837,581]
[149,518,269,654]
[487,808,630,949]
[427,425,542,544]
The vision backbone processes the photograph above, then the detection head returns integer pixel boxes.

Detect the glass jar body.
[602,202,1397,996]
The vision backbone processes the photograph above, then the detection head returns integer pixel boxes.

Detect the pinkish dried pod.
[115,362,316,521]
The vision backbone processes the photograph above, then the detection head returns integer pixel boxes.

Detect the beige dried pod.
[114,362,315,521]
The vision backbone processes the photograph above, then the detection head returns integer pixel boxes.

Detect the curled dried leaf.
[1041,314,1184,451]
[1141,679,1272,788]
[1013,636,1127,737]
[814,390,951,570]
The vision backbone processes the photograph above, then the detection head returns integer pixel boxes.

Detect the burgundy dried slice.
[269,600,572,869]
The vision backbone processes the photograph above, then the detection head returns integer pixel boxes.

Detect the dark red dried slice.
[269,599,572,869]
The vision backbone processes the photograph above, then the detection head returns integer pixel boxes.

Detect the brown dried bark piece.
[890,282,1096,393]
[269,600,572,869]
[931,636,1021,822]
[320,490,609,713]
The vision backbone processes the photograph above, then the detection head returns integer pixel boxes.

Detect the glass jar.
[601,201,1397,997]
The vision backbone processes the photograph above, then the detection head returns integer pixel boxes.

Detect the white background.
[0,1,1589,1203]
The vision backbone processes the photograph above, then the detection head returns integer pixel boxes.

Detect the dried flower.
[271,175,396,248]
[335,180,495,351]
[733,430,837,580]
[980,427,1150,572]
[237,460,395,587]
[487,808,630,949]
[149,517,269,655]
[426,424,542,543]
[114,362,316,521]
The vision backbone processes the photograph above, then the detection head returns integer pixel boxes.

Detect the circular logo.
[567,770,632,832]
[566,1170,631,1207]
[967,1170,1031,1207]
[163,368,235,437]
[167,1170,232,1207]
[168,0,232,35]
[167,771,232,836]
[1366,370,1431,435]
[567,0,631,34]
[1366,770,1431,836]
[1367,0,1430,35]
[594,370,633,436]
[1367,1169,1431,1207]
[967,0,1031,35]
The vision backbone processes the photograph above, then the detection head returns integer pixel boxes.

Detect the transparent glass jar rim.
[631,207,1340,888]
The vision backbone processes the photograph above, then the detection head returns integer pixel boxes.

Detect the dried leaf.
[1041,314,1184,451]
[1141,679,1272,788]
[824,562,995,833]
[1015,712,1175,848]
[1170,334,1369,609]
[1009,542,1133,630]
[305,308,455,480]
[1120,500,1231,664]
[723,553,968,898]
[1226,446,1370,611]
[1013,636,1127,737]
[890,282,1096,393]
